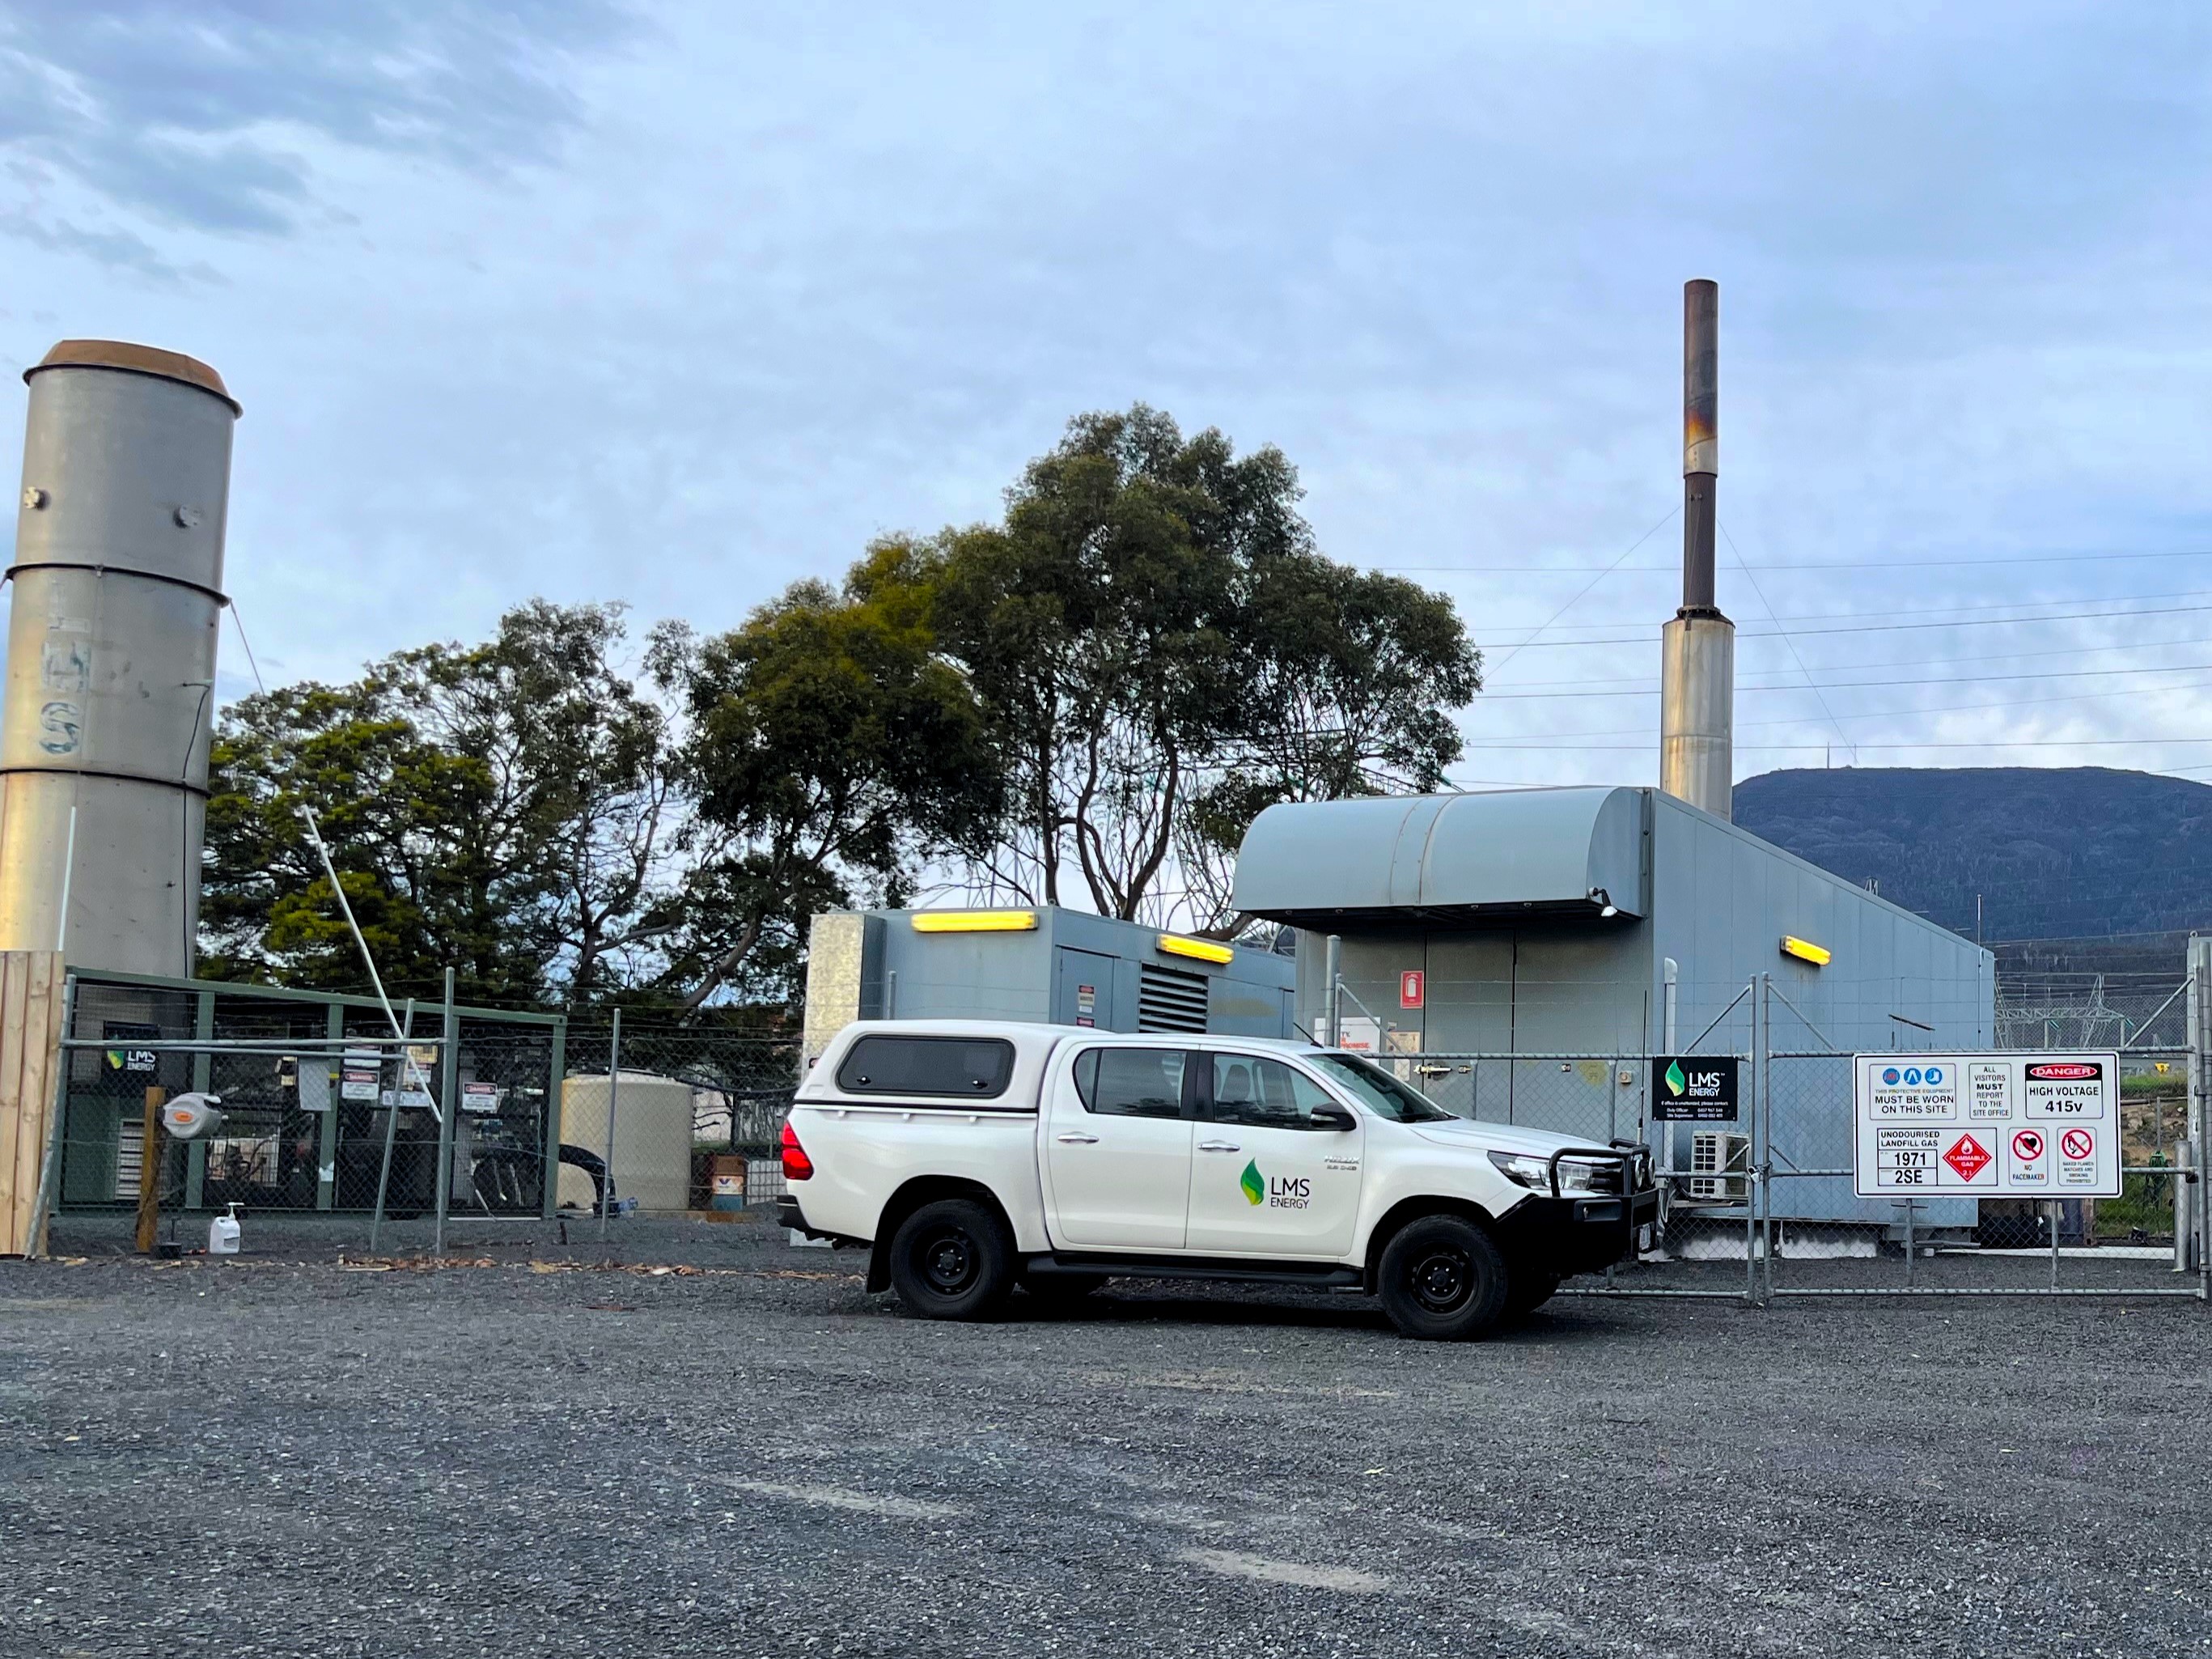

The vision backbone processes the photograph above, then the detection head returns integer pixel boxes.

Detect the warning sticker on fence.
[1854,1053,2118,1198]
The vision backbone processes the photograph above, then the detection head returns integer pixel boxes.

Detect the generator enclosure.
[801,906,1296,1068]
[1233,786,1995,1229]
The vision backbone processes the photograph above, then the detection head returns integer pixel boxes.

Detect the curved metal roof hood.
[1231,787,1648,927]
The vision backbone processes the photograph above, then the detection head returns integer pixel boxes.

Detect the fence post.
[1745,976,1760,1306]
[25,972,77,1259]
[1323,935,1342,1047]
[185,989,214,1211]
[433,967,456,1256]
[600,1006,621,1237]
[543,1016,566,1221]
[2187,937,2210,1275]
[318,999,342,1211]
[367,997,414,1256]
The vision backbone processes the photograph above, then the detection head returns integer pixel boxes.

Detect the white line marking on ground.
[1176,1549,1389,1593]
[680,1470,964,1521]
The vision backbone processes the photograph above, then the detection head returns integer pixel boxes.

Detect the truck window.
[836,1035,1015,1098]
[1307,1053,1454,1122]
[1072,1048,1188,1118]
[1208,1054,1337,1131]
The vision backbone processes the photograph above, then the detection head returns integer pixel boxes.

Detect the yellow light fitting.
[1158,933,1235,965]
[1780,935,1831,966]
[911,910,1038,934]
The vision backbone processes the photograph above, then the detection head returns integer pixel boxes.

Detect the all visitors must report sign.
[1852,1053,2121,1199]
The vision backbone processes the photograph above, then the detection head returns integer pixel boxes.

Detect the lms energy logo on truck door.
[1240,1160,1310,1210]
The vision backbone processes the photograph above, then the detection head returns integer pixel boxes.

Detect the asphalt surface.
[5,1219,2209,1657]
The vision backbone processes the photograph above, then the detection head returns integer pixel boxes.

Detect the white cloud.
[3,0,2212,783]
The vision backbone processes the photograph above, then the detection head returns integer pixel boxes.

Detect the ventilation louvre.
[1138,962,1209,1033]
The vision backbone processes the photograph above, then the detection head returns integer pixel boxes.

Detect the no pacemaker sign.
[1852,1053,2121,1199]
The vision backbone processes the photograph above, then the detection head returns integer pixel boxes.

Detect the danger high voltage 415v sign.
[1851,1053,2121,1199]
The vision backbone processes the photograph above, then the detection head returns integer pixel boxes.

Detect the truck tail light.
[780,1122,814,1182]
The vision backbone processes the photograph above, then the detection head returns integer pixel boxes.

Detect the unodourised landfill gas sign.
[1852,1054,2121,1198]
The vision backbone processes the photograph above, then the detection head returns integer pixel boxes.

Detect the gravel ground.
[4,1218,2210,1658]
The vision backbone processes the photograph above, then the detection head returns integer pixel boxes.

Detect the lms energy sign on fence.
[1852,1054,2121,1199]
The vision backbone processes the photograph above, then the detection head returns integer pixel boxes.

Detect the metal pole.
[433,967,456,1257]
[600,1006,621,1238]
[1658,957,1679,1186]
[367,997,413,1255]
[1323,935,1342,1046]
[2188,938,2210,1273]
[1745,976,1759,1305]
[26,973,77,1258]
[1903,1199,1914,1290]
[2049,1198,2061,1291]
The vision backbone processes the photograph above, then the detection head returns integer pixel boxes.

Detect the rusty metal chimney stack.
[1659,279,1734,818]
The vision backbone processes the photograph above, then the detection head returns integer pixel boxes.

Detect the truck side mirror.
[1310,1104,1357,1132]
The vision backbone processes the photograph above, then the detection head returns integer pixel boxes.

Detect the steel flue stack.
[1659,281,1734,820]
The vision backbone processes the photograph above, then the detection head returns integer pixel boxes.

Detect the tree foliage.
[205,601,685,1007]
[202,406,1480,1012]
[927,405,1481,927]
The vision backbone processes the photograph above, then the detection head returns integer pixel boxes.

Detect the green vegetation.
[203,406,1481,1014]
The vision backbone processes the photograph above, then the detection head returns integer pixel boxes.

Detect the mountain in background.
[1731,767,2212,988]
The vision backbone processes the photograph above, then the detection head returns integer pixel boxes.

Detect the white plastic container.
[208,1203,242,1256]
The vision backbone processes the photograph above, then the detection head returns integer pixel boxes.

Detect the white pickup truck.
[778,1020,1657,1340]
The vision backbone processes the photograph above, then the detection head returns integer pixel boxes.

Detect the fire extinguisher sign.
[1853,1053,2120,1199]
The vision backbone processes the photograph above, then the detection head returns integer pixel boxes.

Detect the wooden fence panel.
[1,951,66,1256]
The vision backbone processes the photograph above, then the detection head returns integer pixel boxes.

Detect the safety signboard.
[1853,1053,2121,1198]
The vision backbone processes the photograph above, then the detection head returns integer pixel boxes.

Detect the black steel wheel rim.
[918,1226,978,1295]
[1409,1246,1473,1315]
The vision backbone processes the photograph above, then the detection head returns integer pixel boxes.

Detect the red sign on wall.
[1400,970,1424,1009]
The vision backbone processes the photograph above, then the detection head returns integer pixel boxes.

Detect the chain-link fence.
[557,1019,799,1220]
[52,971,561,1228]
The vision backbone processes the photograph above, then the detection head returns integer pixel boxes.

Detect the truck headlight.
[1487,1151,1608,1195]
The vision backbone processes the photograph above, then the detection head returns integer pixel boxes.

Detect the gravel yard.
[4,1215,2209,1657]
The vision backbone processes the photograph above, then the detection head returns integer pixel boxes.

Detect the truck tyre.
[1378,1215,1509,1340]
[888,1198,1016,1321]
[1505,1266,1562,1319]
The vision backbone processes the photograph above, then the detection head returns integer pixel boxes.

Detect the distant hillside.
[1731,767,2212,986]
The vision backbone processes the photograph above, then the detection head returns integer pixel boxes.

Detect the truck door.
[1041,1045,1195,1249]
[1184,1052,1363,1258]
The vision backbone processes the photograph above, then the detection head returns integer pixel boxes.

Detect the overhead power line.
[1485,598,2212,651]
[1477,658,2212,701]
[1384,547,2212,575]
[1456,736,2212,753]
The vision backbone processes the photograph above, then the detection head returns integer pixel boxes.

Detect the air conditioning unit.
[1687,1131,1750,1202]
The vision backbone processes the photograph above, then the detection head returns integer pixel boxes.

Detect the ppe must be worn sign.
[1852,1053,2121,1199]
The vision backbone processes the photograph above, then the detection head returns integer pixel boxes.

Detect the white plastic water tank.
[558,1071,696,1214]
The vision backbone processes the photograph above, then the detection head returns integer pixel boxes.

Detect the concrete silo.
[2,341,239,975]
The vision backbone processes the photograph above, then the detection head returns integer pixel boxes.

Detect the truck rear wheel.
[888,1198,1016,1321]
[1378,1215,1509,1340]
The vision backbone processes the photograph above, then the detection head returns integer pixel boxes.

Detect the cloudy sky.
[5,0,2212,790]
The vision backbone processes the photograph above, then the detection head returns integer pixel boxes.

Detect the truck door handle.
[1056,1132,1100,1144]
[1198,1140,1241,1153]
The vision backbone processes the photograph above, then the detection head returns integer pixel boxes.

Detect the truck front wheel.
[888,1198,1016,1321]
[1378,1215,1509,1340]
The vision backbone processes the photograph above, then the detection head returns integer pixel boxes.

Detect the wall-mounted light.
[1589,887,1619,919]
[1780,935,1831,966]
[1158,933,1235,965]
[911,910,1038,934]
